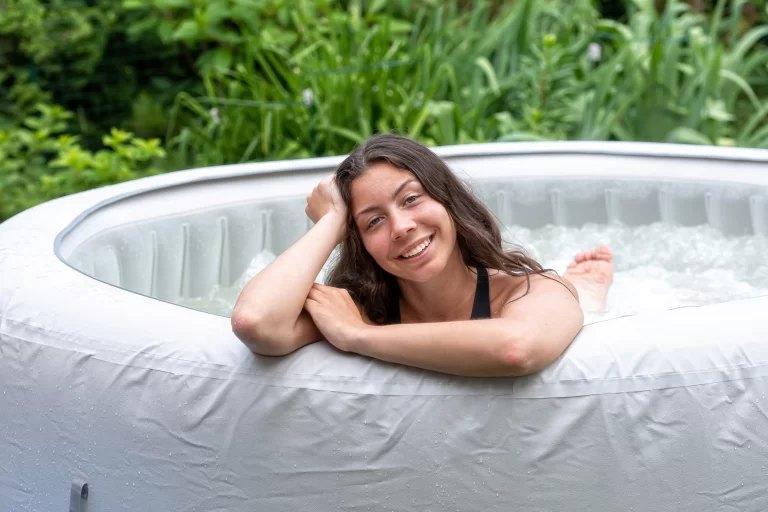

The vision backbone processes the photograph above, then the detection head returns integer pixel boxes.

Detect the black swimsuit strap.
[387,266,491,324]
[388,284,401,325]
[469,266,491,320]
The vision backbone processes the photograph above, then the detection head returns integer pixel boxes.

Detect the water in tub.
[177,222,768,325]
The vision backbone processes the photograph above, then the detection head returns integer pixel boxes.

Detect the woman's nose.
[390,210,416,239]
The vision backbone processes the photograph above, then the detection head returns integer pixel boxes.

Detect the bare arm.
[231,176,347,355]
[350,275,584,377]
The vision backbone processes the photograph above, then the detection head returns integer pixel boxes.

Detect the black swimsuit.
[387,266,491,324]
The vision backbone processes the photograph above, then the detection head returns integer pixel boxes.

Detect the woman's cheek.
[364,232,389,262]
[422,201,447,222]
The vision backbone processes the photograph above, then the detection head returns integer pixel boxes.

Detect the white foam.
[179,223,768,324]
[503,223,768,324]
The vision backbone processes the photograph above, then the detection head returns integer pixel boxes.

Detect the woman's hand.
[304,284,367,352]
[305,175,347,224]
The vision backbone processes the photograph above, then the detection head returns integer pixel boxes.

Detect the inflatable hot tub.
[1,142,768,512]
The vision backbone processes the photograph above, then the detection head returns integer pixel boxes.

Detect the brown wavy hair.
[326,134,555,324]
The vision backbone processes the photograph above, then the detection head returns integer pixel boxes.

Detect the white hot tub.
[2,142,768,512]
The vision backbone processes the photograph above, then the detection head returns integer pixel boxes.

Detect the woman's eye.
[368,217,382,227]
[405,195,419,205]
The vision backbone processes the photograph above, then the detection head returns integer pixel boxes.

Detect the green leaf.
[171,20,202,42]
[121,0,148,9]
[157,19,175,41]
[667,127,712,145]
[206,26,244,45]
[719,68,760,109]
[261,111,273,156]
[154,0,190,8]
[475,57,500,97]
[725,26,768,66]
[704,99,734,122]
[127,17,160,39]
[204,2,231,25]
[388,20,413,34]
[595,18,634,42]
[497,132,551,142]
[260,25,298,49]
[205,48,234,74]
[320,125,364,144]
[365,0,388,17]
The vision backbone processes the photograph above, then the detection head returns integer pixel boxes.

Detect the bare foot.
[563,244,614,313]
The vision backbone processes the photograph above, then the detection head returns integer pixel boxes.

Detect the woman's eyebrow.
[354,179,417,220]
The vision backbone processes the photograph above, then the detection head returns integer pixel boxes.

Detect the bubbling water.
[505,222,768,323]
[178,222,768,324]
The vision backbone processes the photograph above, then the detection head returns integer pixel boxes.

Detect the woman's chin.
[391,257,444,283]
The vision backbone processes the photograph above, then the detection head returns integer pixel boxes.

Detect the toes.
[573,245,612,264]
[594,244,613,262]
[574,251,589,263]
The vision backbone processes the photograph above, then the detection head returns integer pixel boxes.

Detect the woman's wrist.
[348,324,374,355]
[320,212,348,245]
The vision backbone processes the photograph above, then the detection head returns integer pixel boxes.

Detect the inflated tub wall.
[60,151,768,305]
[1,142,768,512]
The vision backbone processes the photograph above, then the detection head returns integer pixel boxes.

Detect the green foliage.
[163,0,598,166]
[0,0,197,146]
[0,0,115,84]
[0,105,166,222]
[161,0,768,167]
[592,0,768,146]
[121,0,297,78]
[2,0,768,222]
[0,70,51,126]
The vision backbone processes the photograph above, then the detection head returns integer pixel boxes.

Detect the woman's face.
[349,162,457,282]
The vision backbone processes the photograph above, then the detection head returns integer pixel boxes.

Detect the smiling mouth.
[398,235,434,259]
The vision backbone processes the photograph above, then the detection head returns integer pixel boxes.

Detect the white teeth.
[402,237,431,258]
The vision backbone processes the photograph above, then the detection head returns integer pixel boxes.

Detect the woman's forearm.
[232,213,345,338]
[352,320,532,377]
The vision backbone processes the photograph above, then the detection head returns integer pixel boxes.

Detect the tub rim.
[46,140,768,317]
[53,140,768,262]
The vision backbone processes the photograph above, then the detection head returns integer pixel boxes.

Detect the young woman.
[231,134,614,377]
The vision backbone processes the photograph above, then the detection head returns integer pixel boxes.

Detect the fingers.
[304,286,342,313]
[307,283,331,301]
[307,287,321,303]
[308,283,351,300]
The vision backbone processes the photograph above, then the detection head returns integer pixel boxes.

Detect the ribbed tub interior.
[66,177,768,304]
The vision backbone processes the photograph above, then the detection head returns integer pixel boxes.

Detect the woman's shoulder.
[488,269,577,316]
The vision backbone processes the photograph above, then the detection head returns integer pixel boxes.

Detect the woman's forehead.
[350,163,417,205]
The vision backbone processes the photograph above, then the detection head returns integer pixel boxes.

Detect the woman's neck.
[396,248,478,323]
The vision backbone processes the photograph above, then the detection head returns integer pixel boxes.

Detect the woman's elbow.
[498,344,535,377]
[497,328,546,377]
[499,325,580,377]
[231,311,289,356]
